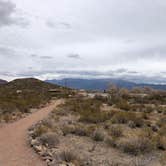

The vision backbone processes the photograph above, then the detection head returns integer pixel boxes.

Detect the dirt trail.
[0,100,62,166]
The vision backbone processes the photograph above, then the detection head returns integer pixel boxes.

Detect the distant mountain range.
[46,78,166,91]
[0,79,8,85]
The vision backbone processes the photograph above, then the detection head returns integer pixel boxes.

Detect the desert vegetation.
[29,86,166,165]
[0,78,62,122]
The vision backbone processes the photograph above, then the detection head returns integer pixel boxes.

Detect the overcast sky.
[0,0,166,83]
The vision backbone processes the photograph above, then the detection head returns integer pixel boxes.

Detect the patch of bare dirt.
[0,100,62,166]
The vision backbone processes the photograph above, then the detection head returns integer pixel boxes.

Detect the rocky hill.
[0,78,60,122]
[0,79,7,85]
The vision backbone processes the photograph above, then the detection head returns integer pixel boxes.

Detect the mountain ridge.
[0,79,8,85]
[46,78,166,91]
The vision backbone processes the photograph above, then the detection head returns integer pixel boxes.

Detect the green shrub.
[116,99,131,111]
[157,116,166,127]
[111,111,143,127]
[92,129,105,142]
[34,125,49,138]
[59,151,82,165]
[38,132,59,148]
[154,135,166,150]
[61,125,75,136]
[105,137,117,148]
[159,125,166,136]
[109,125,123,138]
[72,125,89,136]
[128,121,136,128]
[117,136,155,155]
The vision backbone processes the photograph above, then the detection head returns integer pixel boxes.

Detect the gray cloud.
[1,0,166,83]
[0,0,28,28]
[39,56,53,59]
[67,53,81,59]
[30,54,38,58]
[46,20,71,29]
[0,0,16,27]
[0,45,15,57]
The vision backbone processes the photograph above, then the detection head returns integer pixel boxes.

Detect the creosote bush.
[92,129,105,142]
[111,111,143,127]
[33,124,49,138]
[38,132,59,148]
[109,125,123,138]
[59,151,82,165]
[117,136,155,155]
[106,137,117,148]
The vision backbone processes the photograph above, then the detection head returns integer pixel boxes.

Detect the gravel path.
[0,100,62,166]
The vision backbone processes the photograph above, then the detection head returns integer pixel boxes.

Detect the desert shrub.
[33,124,49,138]
[61,124,96,137]
[79,111,111,123]
[111,111,143,127]
[141,127,154,139]
[92,129,105,142]
[59,151,82,165]
[73,126,88,136]
[63,98,113,123]
[111,112,128,124]
[38,132,59,148]
[130,157,152,166]
[150,124,159,132]
[109,161,128,166]
[117,136,155,155]
[3,113,12,122]
[94,94,108,103]
[160,152,166,166]
[54,107,68,116]
[109,125,123,138]
[140,112,148,120]
[158,125,166,136]
[42,118,54,128]
[157,116,166,127]
[105,137,117,148]
[144,106,153,113]
[128,121,136,128]
[154,135,166,150]
[116,99,131,111]
[64,98,102,113]
[61,125,75,136]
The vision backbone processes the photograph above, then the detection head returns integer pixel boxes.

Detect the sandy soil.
[0,100,62,166]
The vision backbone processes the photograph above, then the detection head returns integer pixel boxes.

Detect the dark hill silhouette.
[0,78,59,116]
[0,79,7,85]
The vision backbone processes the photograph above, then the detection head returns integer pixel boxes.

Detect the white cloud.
[0,0,166,82]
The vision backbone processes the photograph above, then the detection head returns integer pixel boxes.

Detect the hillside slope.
[0,78,59,122]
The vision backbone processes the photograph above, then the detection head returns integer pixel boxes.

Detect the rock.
[43,155,52,161]
[59,164,66,166]
[151,125,159,132]
[31,139,40,146]
[34,145,43,153]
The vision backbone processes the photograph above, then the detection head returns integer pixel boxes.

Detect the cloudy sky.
[0,0,166,83]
